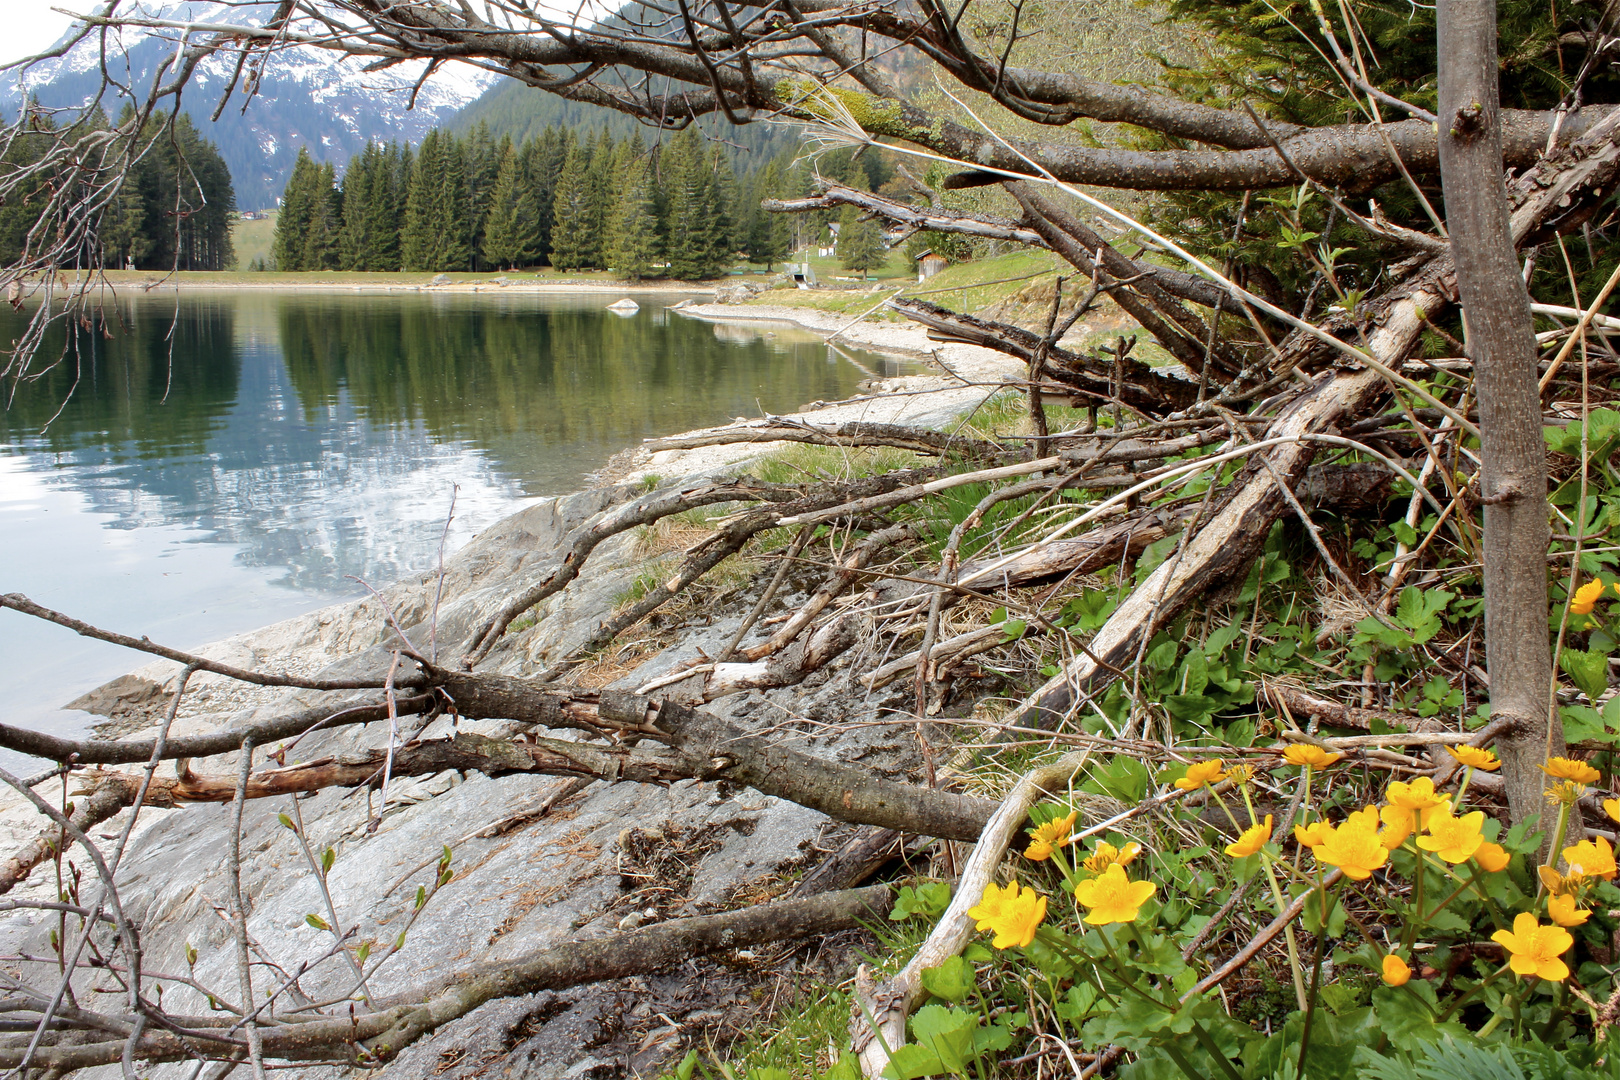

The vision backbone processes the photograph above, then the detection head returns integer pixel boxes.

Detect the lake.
[0,289,906,766]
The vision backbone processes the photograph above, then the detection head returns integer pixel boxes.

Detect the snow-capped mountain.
[7,3,497,209]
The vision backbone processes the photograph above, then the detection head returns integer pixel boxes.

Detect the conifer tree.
[400,131,439,271]
[662,130,711,280]
[607,131,659,280]
[742,160,792,270]
[432,133,472,270]
[300,161,340,270]
[482,140,540,269]
[528,128,566,264]
[273,146,321,271]
[549,133,600,269]
[836,205,887,279]
[336,146,372,270]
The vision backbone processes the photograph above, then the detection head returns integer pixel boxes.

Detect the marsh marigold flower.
[1475,842,1511,873]
[968,880,1046,949]
[1385,777,1450,828]
[1571,579,1607,615]
[1492,913,1573,981]
[1378,804,1416,849]
[1175,760,1227,791]
[1294,821,1329,848]
[1226,815,1273,858]
[1382,954,1412,987]
[1447,745,1500,771]
[1024,810,1078,861]
[1563,835,1618,880]
[1416,808,1487,864]
[1074,864,1157,926]
[1549,892,1591,928]
[1282,744,1342,769]
[1081,841,1141,874]
[1314,813,1389,880]
[1539,865,1588,897]
[1541,757,1601,785]
[1605,798,1620,825]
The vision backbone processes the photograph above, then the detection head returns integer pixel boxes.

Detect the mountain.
[6,2,496,209]
[448,77,803,165]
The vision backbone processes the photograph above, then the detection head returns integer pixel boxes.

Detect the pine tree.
[462,123,500,269]
[662,130,710,280]
[273,146,320,271]
[549,133,600,269]
[607,131,659,280]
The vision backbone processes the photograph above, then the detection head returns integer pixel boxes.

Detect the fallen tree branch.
[0,884,897,1069]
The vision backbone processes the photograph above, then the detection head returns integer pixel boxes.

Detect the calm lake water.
[0,290,906,765]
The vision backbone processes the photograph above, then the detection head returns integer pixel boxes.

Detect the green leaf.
[675,1049,700,1080]
[1393,586,1453,643]
[321,847,336,873]
[277,813,296,832]
[891,882,953,922]
[881,1044,943,1080]
[910,1005,978,1076]
[817,1052,861,1080]
[305,913,331,931]
[1561,648,1610,703]
[920,957,975,1003]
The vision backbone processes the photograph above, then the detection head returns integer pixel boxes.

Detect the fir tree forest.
[0,109,235,272]
[271,123,833,279]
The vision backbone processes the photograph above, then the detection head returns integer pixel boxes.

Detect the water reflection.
[1,290,901,594]
[0,288,906,758]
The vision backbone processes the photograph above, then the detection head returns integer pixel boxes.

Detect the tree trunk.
[1437,0,1558,827]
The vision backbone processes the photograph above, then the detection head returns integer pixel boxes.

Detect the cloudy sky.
[4,6,80,68]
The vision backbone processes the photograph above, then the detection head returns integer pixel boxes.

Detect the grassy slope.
[745,249,1068,320]
[231,213,277,271]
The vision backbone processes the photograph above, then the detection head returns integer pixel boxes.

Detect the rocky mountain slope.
[6,2,496,209]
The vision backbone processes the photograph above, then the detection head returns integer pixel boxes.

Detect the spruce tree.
[836,206,886,279]
[482,140,539,269]
[400,131,439,271]
[300,161,340,270]
[273,146,320,271]
[336,146,371,270]
[432,133,472,270]
[742,160,791,270]
[607,131,659,280]
[549,133,599,269]
[662,129,709,280]
[529,128,566,264]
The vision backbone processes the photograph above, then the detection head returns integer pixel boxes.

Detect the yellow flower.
[967,881,1011,931]
[1294,821,1329,848]
[1570,579,1607,615]
[1282,744,1343,769]
[1081,841,1141,874]
[1416,808,1487,864]
[1379,805,1416,850]
[1226,815,1274,858]
[1313,813,1389,880]
[1475,842,1511,873]
[1385,777,1450,827]
[1538,865,1588,897]
[968,880,1046,949]
[1447,745,1500,771]
[1547,780,1585,807]
[1605,798,1620,825]
[1563,835,1619,880]
[1382,954,1412,987]
[1175,760,1227,791]
[1024,810,1078,861]
[1541,757,1601,785]
[1226,764,1256,786]
[1549,892,1591,928]
[1492,912,1573,981]
[1074,864,1157,926]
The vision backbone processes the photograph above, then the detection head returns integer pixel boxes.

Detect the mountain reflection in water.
[0,289,908,759]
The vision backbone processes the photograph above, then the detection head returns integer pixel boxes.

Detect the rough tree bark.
[1437,0,1559,827]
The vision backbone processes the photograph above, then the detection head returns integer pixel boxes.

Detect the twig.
[227,740,267,1080]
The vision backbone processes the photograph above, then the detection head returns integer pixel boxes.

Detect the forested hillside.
[270,122,888,278]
